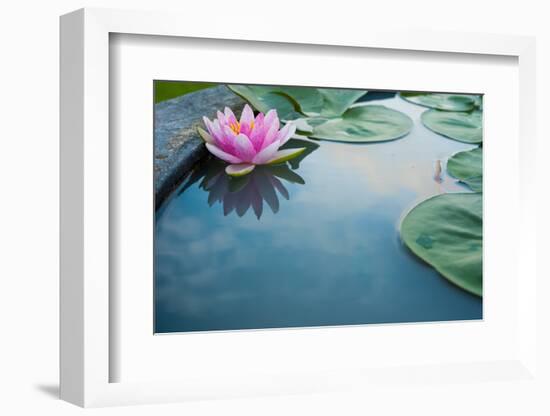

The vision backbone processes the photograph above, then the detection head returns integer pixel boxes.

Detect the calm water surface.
[155,94,482,333]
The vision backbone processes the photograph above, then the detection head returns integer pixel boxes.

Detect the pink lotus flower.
[198,104,306,177]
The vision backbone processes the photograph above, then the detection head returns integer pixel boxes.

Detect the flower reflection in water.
[179,139,318,219]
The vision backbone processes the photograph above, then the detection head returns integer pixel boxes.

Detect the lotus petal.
[276,122,297,145]
[224,106,237,125]
[263,109,279,133]
[233,134,256,162]
[239,104,254,125]
[260,120,280,149]
[203,117,224,143]
[217,110,226,126]
[267,148,306,165]
[252,140,280,164]
[225,163,256,177]
[205,143,242,164]
[197,127,214,144]
[249,112,265,149]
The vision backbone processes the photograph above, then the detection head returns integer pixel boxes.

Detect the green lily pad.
[473,95,483,110]
[227,85,302,120]
[400,193,482,297]
[422,110,482,144]
[400,92,480,111]
[267,148,306,165]
[228,85,367,119]
[447,147,483,192]
[317,88,367,117]
[309,105,413,142]
[277,86,324,115]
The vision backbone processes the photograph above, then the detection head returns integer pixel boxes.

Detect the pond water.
[155,93,482,333]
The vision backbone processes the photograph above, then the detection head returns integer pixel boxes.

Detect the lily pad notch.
[447,147,483,192]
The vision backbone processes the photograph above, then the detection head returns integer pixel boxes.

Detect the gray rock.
[154,85,245,206]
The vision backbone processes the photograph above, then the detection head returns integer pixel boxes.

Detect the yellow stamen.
[230,121,240,134]
[229,120,254,136]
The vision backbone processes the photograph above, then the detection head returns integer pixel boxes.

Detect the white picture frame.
[60,7,540,408]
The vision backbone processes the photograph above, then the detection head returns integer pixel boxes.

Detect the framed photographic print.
[153,81,483,334]
[60,7,541,408]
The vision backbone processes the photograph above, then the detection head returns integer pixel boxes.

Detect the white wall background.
[1,1,548,414]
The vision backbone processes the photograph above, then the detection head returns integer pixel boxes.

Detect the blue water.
[154,94,482,333]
